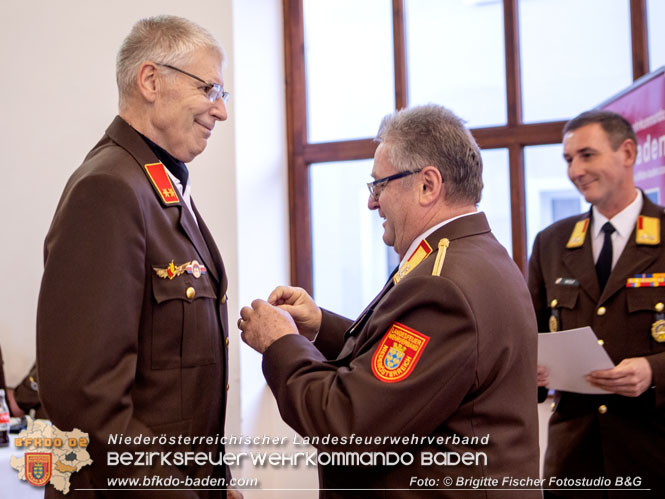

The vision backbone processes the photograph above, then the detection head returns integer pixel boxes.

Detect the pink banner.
[601,68,665,204]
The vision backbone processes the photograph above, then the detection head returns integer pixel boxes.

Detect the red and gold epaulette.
[393,240,433,284]
[636,215,660,245]
[566,218,589,248]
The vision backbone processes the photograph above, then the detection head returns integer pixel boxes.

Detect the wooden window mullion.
[508,145,527,273]
[503,0,527,271]
[392,0,408,111]
[630,0,650,79]
[284,0,313,292]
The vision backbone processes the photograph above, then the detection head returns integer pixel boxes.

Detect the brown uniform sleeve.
[527,232,550,333]
[312,309,353,360]
[527,232,551,404]
[261,275,478,452]
[647,351,665,407]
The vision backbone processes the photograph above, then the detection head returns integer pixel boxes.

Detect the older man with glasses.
[239,104,541,498]
[37,16,240,499]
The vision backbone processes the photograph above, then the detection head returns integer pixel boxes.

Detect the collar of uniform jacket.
[399,211,485,269]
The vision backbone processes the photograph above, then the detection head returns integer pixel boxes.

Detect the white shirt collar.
[591,189,642,238]
[165,170,197,226]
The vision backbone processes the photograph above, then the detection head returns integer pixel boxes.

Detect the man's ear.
[419,166,444,205]
[136,62,159,103]
[619,138,637,168]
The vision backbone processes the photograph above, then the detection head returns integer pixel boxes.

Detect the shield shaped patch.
[372,322,430,383]
[25,452,52,487]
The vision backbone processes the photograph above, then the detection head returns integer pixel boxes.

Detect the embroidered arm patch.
[371,322,430,383]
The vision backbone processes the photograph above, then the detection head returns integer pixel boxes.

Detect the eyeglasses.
[157,63,230,103]
[367,170,421,201]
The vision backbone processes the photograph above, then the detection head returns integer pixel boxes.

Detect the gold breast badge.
[153,260,187,280]
[652,302,665,343]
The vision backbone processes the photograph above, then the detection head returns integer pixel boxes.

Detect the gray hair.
[563,110,637,150]
[116,15,225,106]
[376,104,483,205]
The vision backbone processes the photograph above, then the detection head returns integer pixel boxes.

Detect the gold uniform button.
[656,302,664,313]
[596,306,607,316]
[221,294,227,304]
[598,404,608,414]
[226,384,230,392]
[550,299,558,308]
[225,338,230,348]
[186,287,196,299]
[597,339,605,346]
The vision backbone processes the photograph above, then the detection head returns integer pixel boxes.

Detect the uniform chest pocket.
[626,287,665,313]
[548,283,579,310]
[546,282,579,331]
[625,288,665,354]
[151,273,219,369]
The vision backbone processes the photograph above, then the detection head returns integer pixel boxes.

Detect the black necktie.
[596,222,616,291]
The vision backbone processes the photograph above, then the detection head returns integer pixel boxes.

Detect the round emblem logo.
[651,319,665,343]
[191,260,201,279]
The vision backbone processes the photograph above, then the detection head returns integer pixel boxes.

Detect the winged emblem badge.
[153,260,187,280]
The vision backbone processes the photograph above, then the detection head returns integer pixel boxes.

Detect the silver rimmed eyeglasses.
[157,63,230,103]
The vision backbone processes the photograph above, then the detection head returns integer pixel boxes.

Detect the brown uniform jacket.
[37,116,229,498]
[528,193,665,498]
[263,213,541,498]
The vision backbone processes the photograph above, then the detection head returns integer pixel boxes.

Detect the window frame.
[283,0,650,293]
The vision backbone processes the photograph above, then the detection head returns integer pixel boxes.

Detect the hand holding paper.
[537,327,615,394]
[536,365,549,387]
[586,357,653,397]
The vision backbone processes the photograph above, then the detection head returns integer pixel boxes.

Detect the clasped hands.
[238,286,322,354]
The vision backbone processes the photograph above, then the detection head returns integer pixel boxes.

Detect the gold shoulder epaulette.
[393,240,432,284]
[566,218,589,248]
[636,215,660,245]
[432,238,450,277]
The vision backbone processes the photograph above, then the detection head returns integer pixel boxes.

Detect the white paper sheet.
[537,326,615,394]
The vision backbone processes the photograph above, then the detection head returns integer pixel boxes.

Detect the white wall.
[0,0,317,495]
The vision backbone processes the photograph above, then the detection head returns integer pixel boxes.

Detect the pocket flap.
[626,287,664,313]
[550,282,579,309]
[152,272,216,304]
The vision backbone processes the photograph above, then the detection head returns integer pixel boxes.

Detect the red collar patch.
[144,162,179,205]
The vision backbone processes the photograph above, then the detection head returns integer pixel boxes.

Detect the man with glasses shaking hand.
[37,16,240,498]
[239,104,540,498]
